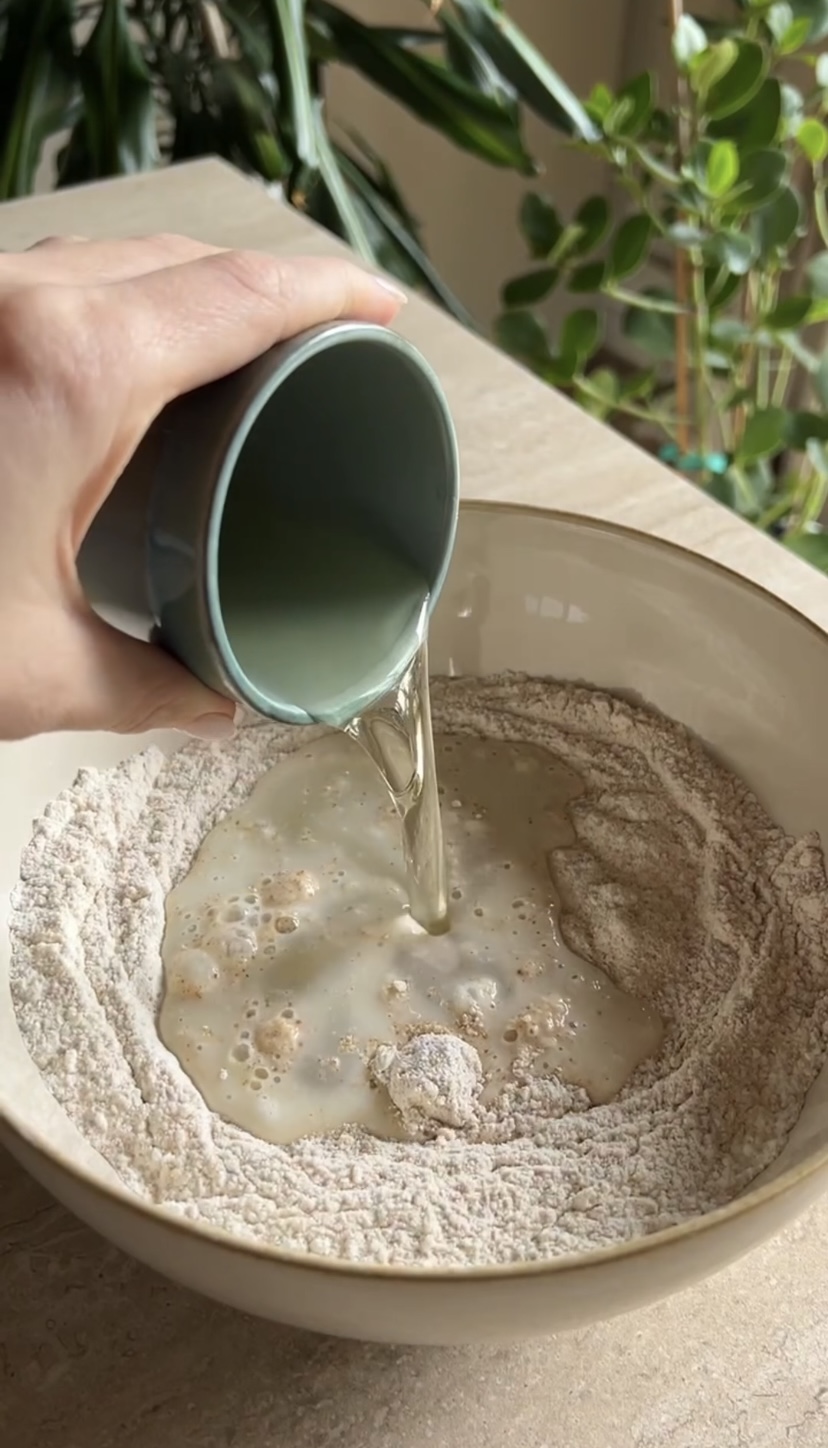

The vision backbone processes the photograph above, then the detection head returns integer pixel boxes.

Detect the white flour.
[10,676,828,1267]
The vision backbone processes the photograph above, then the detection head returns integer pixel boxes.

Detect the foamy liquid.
[159,733,664,1144]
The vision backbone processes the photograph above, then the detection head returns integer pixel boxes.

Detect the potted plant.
[497,0,828,571]
[0,0,594,326]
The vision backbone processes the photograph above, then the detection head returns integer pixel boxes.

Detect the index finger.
[95,250,407,404]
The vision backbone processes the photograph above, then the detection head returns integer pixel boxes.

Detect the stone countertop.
[1,158,827,1448]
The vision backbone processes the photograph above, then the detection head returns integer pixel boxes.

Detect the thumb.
[58,611,239,738]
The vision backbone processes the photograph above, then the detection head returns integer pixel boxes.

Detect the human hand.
[0,234,405,740]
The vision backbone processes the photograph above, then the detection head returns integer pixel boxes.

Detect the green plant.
[0,0,595,327]
[496,0,828,570]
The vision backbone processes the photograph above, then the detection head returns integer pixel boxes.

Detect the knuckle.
[0,283,97,407]
[220,249,295,310]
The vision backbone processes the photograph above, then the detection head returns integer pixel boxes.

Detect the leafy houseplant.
[0,0,595,327]
[496,0,828,571]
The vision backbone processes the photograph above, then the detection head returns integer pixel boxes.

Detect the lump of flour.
[370,1033,484,1129]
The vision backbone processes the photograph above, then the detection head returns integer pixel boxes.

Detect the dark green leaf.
[501,267,559,307]
[783,410,828,447]
[622,297,676,358]
[568,260,607,293]
[707,139,739,195]
[707,77,782,152]
[58,0,158,184]
[706,40,766,120]
[609,215,654,280]
[610,72,654,137]
[572,195,610,254]
[763,294,813,329]
[208,60,287,183]
[750,185,805,257]
[560,307,601,366]
[738,407,788,462]
[451,0,599,138]
[335,147,476,327]
[441,11,519,114]
[728,147,788,210]
[493,308,552,367]
[314,3,534,173]
[519,192,561,258]
[0,0,79,199]
[705,266,743,311]
[784,528,828,572]
[706,229,757,274]
[673,14,708,68]
[798,118,828,162]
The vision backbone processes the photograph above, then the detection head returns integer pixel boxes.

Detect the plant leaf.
[317,1,534,172]
[519,192,561,258]
[806,251,828,296]
[788,0,828,42]
[622,298,676,358]
[333,148,476,326]
[450,0,599,139]
[560,307,601,367]
[763,294,813,329]
[609,215,654,280]
[706,138,739,195]
[706,228,757,274]
[609,72,654,138]
[493,308,552,367]
[727,146,788,211]
[738,407,788,462]
[58,0,159,184]
[784,527,828,572]
[0,0,79,199]
[501,267,559,307]
[572,194,610,253]
[568,260,607,293]
[750,185,805,257]
[708,77,781,152]
[798,118,828,163]
[705,39,766,120]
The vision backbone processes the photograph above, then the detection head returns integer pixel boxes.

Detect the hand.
[0,234,405,740]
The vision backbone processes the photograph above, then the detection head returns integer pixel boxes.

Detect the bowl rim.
[4,498,828,1282]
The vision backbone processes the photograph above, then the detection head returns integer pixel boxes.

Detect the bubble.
[503,1028,518,1043]
[451,888,462,901]
[474,907,484,918]
[281,1008,295,1019]
[240,1030,251,1040]
[251,1080,263,1091]
[254,1067,269,1080]
[232,1043,251,1063]
[275,915,298,935]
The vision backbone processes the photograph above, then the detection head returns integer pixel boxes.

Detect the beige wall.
[327,0,638,327]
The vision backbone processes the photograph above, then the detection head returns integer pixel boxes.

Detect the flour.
[371,1034,484,1129]
[10,676,828,1268]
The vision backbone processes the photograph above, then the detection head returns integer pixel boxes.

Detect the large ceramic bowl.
[2,503,828,1346]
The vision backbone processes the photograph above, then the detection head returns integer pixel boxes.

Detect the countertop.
[1,158,827,1448]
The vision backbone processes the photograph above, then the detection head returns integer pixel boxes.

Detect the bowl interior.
[2,503,828,1245]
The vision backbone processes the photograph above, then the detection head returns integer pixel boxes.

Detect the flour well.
[10,676,828,1267]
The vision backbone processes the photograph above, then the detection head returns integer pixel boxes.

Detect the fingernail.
[188,712,237,741]
[374,276,408,304]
